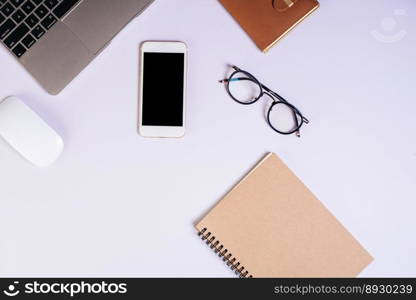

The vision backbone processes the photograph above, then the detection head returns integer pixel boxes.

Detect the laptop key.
[4,22,29,48]
[12,9,26,23]
[34,4,47,18]
[1,3,15,16]
[11,0,25,8]
[0,13,5,24]
[53,0,79,19]
[12,43,26,57]
[0,19,16,39]
[32,0,42,4]
[31,24,44,38]
[41,13,56,29]
[21,0,35,14]
[25,13,38,27]
[22,33,35,48]
[44,0,58,10]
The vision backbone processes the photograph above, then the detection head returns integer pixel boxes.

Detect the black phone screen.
[142,52,185,126]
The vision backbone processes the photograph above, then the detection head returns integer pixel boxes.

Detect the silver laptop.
[0,0,154,94]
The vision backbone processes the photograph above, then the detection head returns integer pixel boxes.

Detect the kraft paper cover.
[196,153,373,277]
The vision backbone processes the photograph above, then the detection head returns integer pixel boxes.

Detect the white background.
[0,0,415,277]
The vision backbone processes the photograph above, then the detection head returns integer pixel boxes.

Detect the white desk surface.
[1,0,415,277]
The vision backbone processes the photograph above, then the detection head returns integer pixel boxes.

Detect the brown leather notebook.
[219,0,320,52]
[196,153,373,277]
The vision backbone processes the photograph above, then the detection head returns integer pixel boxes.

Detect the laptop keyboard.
[0,0,80,58]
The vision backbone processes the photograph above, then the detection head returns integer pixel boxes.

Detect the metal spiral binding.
[198,227,253,278]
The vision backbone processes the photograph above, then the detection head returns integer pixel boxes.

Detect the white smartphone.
[139,41,187,138]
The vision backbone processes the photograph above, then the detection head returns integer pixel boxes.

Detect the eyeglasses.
[219,66,309,137]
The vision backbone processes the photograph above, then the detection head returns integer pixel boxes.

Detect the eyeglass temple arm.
[262,84,284,101]
[219,66,242,83]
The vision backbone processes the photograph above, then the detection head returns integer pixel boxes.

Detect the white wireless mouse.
[0,96,64,167]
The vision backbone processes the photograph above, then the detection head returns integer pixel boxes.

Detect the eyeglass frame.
[219,66,309,137]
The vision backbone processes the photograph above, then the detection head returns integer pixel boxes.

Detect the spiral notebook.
[195,153,373,277]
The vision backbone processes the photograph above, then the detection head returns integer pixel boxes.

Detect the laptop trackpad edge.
[63,0,143,53]
[21,22,92,95]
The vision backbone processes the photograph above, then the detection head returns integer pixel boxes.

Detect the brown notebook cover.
[196,153,373,277]
[219,0,320,52]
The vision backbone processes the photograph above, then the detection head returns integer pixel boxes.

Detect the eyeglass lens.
[267,102,302,134]
[227,72,262,104]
